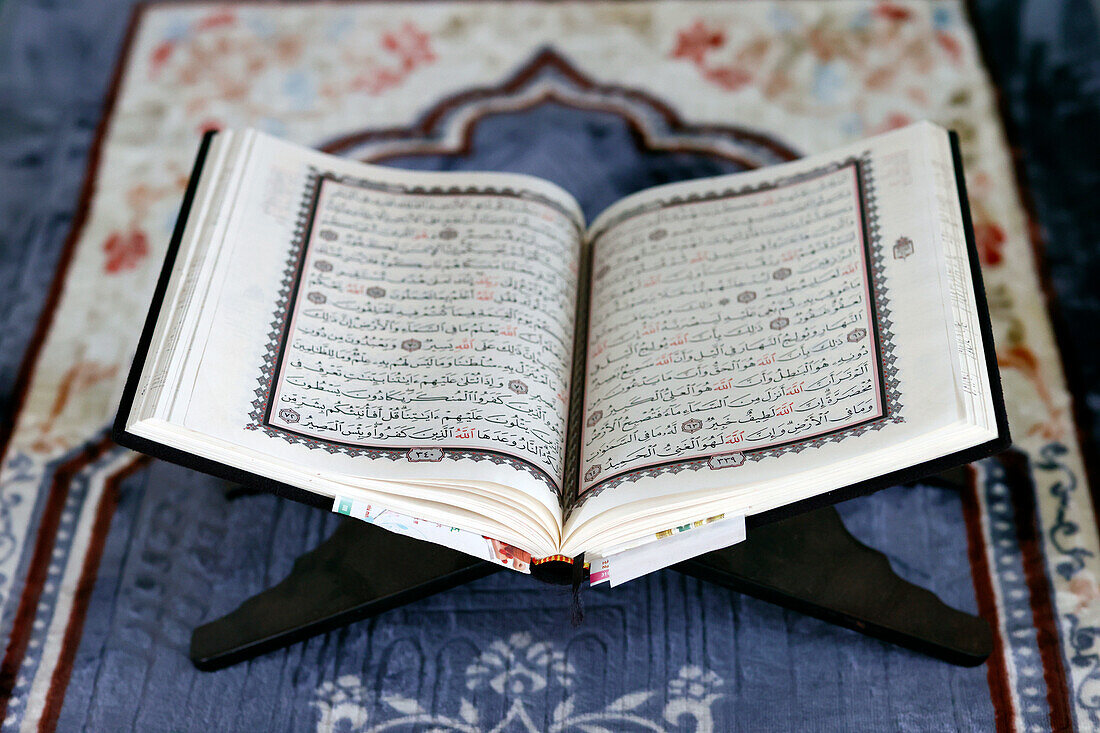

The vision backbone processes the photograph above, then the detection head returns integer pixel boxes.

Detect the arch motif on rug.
[321,47,799,175]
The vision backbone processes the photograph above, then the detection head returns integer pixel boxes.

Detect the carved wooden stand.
[190,469,991,671]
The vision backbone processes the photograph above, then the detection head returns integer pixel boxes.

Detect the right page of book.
[563,122,998,557]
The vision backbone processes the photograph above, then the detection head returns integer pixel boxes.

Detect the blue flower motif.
[813,60,848,104]
[284,71,315,110]
[767,7,800,33]
[932,7,953,30]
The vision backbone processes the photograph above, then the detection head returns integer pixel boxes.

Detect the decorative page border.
[575,152,903,504]
[245,166,577,497]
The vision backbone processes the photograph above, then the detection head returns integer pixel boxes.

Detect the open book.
[114,121,1008,586]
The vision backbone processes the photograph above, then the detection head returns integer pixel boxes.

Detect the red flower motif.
[196,9,237,31]
[703,65,752,92]
[874,112,912,133]
[671,20,725,66]
[936,31,963,64]
[382,22,435,71]
[974,221,1006,266]
[150,41,174,75]
[103,229,149,274]
[198,119,223,135]
[352,67,404,96]
[873,2,913,21]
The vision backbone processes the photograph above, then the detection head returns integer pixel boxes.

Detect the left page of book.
[122,129,584,560]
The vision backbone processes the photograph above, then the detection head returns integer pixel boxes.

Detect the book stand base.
[190,470,991,671]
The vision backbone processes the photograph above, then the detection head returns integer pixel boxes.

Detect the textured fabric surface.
[0,1,1096,731]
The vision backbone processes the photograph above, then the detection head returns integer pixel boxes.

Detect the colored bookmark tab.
[590,515,747,587]
[330,496,532,572]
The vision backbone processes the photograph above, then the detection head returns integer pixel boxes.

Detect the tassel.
[529,555,587,625]
[570,554,585,626]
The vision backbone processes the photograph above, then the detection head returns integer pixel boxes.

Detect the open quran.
[114,121,1008,586]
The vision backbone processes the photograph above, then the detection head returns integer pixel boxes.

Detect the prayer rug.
[0,1,1095,730]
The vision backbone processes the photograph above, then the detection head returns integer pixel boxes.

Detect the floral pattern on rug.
[312,633,724,732]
